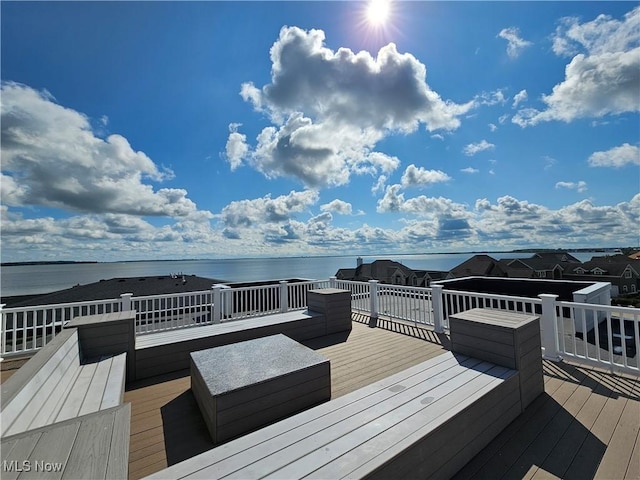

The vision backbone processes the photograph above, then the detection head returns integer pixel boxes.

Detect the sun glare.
[366,0,391,26]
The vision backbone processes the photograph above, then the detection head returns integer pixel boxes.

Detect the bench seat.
[1,404,130,480]
[1,329,127,437]
[134,310,326,379]
[146,351,522,479]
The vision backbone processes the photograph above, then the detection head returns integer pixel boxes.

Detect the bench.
[135,310,328,379]
[146,351,522,479]
[1,404,130,480]
[0,328,127,438]
[146,308,543,479]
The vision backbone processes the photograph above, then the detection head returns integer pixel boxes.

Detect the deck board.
[121,313,639,480]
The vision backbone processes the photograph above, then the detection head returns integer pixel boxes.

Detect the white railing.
[1,298,122,355]
[2,278,638,374]
[334,279,371,313]
[220,283,281,321]
[132,290,213,334]
[555,300,639,372]
[441,289,542,329]
[378,283,434,326]
[288,280,330,310]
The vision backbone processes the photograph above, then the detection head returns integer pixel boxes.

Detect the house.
[446,254,507,279]
[336,258,447,287]
[448,251,581,281]
[497,257,565,280]
[564,255,640,296]
[531,252,582,264]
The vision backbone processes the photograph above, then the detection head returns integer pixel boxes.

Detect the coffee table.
[190,334,331,445]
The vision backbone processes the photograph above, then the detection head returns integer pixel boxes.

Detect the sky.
[1,1,639,262]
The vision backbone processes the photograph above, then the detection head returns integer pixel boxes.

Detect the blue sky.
[1,1,639,262]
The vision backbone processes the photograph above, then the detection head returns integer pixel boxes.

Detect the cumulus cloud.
[498,27,533,58]
[555,181,588,192]
[463,140,495,156]
[400,164,451,188]
[231,26,473,188]
[588,143,640,167]
[220,190,319,230]
[321,199,353,215]
[1,82,208,219]
[514,7,640,126]
[225,123,249,170]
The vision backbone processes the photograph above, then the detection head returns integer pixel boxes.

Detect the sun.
[366,0,391,27]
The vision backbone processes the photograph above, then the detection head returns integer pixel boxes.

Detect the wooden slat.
[16,422,79,480]
[135,311,324,349]
[54,363,96,422]
[101,353,127,408]
[62,410,115,479]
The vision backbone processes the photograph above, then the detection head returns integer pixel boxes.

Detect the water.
[0,252,598,297]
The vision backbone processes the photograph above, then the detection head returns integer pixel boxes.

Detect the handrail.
[2,279,638,374]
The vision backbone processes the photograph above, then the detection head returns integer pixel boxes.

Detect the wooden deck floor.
[123,313,639,479]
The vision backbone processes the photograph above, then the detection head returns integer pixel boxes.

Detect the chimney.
[357,257,363,268]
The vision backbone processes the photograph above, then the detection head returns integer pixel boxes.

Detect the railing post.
[369,280,379,320]
[280,281,289,313]
[329,276,337,289]
[0,304,5,361]
[431,285,445,333]
[539,294,560,361]
[212,285,222,324]
[120,293,133,312]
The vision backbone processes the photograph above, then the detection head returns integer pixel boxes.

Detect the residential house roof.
[567,258,640,278]
[3,274,225,308]
[448,255,506,278]
[532,252,582,263]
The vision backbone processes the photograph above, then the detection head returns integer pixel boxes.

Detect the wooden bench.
[1,404,130,480]
[135,310,327,379]
[146,351,522,479]
[0,328,127,438]
[146,309,544,479]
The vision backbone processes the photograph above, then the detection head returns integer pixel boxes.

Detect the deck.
[4,312,637,479]
[124,313,639,480]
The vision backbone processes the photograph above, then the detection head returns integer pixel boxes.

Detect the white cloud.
[514,7,640,126]
[488,123,498,132]
[233,26,473,188]
[321,199,353,215]
[371,175,388,195]
[512,89,528,108]
[555,181,588,192]
[475,89,508,106]
[401,164,451,188]
[225,123,249,170]
[463,140,495,156]
[461,167,479,174]
[588,143,640,167]
[1,82,209,220]
[220,190,319,230]
[498,27,533,59]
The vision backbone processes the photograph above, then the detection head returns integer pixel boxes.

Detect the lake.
[0,252,598,297]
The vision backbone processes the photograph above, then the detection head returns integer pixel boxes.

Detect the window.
[575,267,586,274]
[623,285,629,293]
[625,269,632,279]
[632,284,637,293]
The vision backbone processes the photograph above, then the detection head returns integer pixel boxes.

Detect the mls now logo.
[3,460,64,473]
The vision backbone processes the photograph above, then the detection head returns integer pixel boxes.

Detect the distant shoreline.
[0,247,627,267]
